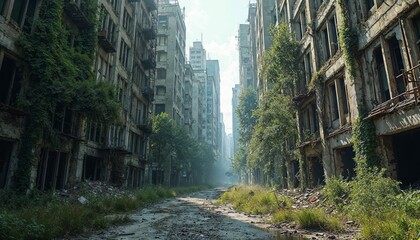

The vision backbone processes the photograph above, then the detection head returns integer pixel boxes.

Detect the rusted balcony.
[141,55,156,70]
[144,0,157,12]
[138,123,152,135]
[143,27,157,40]
[367,63,420,119]
[64,0,91,28]
[102,142,131,154]
[142,84,154,102]
[98,31,116,53]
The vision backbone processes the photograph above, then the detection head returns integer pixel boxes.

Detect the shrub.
[348,170,400,219]
[294,208,343,232]
[322,177,349,210]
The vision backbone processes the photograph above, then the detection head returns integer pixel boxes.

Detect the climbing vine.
[337,0,379,172]
[14,0,119,192]
[337,0,358,79]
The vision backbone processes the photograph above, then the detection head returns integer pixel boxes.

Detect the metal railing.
[368,63,420,118]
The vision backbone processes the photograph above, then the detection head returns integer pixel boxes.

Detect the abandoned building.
[0,0,157,190]
[275,0,420,187]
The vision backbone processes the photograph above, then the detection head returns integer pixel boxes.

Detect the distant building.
[238,24,254,90]
[232,84,241,154]
[206,60,221,151]
[189,41,207,142]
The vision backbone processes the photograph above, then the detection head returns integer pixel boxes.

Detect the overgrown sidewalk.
[0,183,209,240]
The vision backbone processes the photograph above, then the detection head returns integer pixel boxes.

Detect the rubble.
[56,180,128,201]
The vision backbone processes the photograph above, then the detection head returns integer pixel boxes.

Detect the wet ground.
[69,188,348,240]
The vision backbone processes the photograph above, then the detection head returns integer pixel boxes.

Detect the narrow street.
[72,188,281,240]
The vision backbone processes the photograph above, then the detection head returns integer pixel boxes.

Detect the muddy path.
[71,188,277,240]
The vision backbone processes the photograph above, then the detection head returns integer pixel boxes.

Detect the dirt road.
[74,188,280,240]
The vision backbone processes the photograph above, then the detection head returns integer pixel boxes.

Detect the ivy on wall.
[14,0,120,192]
[337,0,379,172]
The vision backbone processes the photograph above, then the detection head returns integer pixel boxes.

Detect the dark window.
[366,0,374,16]
[155,104,165,115]
[311,103,318,132]
[388,37,406,95]
[329,16,339,55]
[156,86,166,96]
[322,28,330,61]
[374,47,390,102]
[0,56,22,106]
[330,84,339,120]
[157,68,167,79]
[11,0,27,26]
[339,78,349,114]
[0,140,13,188]
[0,0,5,15]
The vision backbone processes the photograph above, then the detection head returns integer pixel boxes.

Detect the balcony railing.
[142,84,154,102]
[141,54,156,70]
[144,0,157,12]
[143,27,157,40]
[368,63,420,119]
[98,31,116,53]
[137,123,152,135]
[64,0,91,28]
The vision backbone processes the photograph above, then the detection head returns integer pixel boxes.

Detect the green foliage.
[0,186,209,239]
[337,0,358,78]
[351,116,379,171]
[150,113,216,185]
[14,0,119,192]
[322,177,350,210]
[347,170,400,219]
[237,88,258,146]
[262,23,302,92]
[217,185,292,215]
[249,88,296,183]
[293,208,343,232]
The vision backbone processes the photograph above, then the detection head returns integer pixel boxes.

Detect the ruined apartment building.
[0,0,157,190]
[278,0,420,187]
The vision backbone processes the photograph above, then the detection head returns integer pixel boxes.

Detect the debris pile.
[57,180,127,201]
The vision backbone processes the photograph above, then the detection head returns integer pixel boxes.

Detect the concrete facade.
[0,0,157,190]
[276,0,420,187]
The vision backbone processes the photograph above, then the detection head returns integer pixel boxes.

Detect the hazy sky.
[177,0,250,134]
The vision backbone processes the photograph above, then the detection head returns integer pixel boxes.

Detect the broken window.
[336,147,356,180]
[158,15,168,28]
[392,128,420,187]
[83,156,103,181]
[11,0,28,27]
[36,150,69,191]
[0,55,22,106]
[122,8,132,34]
[127,166,142,187]
[304,52,312,86]
[365,0,374,17]
[329,83,339,121]
[0,140,13,188]
[329,15,339,55]
[52,106,75,135]
[338,78,349,115]
[309,157,325,187]
[388,36,406,95]
[322,28,331,61]
[373,47,390,102]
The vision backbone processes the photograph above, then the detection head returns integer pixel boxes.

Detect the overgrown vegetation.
[150,113,216,186]
[218,185,343,233]
[217,185,292,214]
[323,174,420,239]
[15,0,119,192]
[234,23,301,187]
[0,185,208,240]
